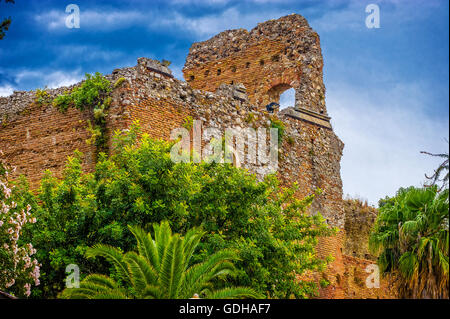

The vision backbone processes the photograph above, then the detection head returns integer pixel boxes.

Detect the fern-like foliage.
[60,221,261,299]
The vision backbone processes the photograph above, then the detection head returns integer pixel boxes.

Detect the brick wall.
[0,96,96,189]
[342,255,397,299]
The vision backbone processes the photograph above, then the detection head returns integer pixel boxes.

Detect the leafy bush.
[53,72,112,112]
[70,72,112,111]
[60,221,260,299]
[15,122,334,298]
[52,92,73,112]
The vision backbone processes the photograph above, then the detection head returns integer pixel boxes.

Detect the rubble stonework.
[0,14,394,298]
[184,14,326,115]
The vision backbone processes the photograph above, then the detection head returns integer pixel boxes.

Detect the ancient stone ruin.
[0,14,395,298]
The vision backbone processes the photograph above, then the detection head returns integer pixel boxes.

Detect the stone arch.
[267,83,291,104]
[266,84,296,112]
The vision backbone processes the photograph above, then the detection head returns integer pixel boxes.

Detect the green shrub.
[15,122,335,298]
[70,72,112,111]
[52,92,73,112]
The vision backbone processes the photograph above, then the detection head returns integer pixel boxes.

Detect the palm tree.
[370,186,449,298]
[60,221,261,299]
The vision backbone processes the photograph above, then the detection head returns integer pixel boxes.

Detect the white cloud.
[328,82,449,206]
[156,7,290,39]
[34,6,290,39]
[57,45,125,63]
[14,69,83,89]
[0,85,14,97]
[45,71,83,88]
[35,9,148,31]
[170,0,231,4]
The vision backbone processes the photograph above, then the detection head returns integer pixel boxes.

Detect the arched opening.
[265,84,296,112]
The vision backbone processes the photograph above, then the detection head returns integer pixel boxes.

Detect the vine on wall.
[50,73,126,156]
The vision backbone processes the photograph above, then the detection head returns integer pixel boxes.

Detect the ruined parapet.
[183,14,327,116]
[343,199,378,260]
[0,56,279,188]
[340,199,397,299]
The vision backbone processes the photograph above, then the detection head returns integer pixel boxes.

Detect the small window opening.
[231,66,236,72]
[204,70,209,76]
[189,75,195,81]
[245,62,251,68]
[217,69,221,75]
[259,60,264,66]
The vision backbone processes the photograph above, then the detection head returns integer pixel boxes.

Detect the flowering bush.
[0,155,40,297]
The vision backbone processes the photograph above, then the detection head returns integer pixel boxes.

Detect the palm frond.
[85,244,131,284]
[128,225,160,271]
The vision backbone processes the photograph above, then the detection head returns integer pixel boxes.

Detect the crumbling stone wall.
[0,13,394,299]
[0,88,96,188]
[184,14,326,115]
[342,255,397,299]
[184,14,343,227]
[343,199,378,260]
[341,199,397,298]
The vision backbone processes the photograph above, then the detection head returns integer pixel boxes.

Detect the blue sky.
[0,0,448,204]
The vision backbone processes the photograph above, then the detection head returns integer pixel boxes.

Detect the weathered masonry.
[0,14,395,299]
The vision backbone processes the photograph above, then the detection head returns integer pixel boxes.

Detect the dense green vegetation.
[370,186,449,298]
[61,221,260,299]
[8,122,334,299]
